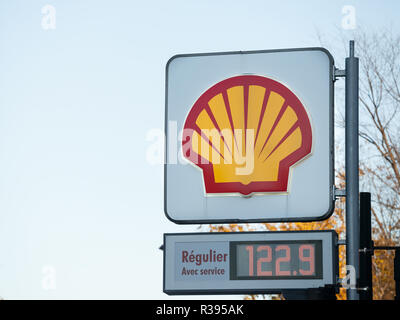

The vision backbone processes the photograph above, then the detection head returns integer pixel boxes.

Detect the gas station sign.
[165,48,335,223]
[163,231,338,295]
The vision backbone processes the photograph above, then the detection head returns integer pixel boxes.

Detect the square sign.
[163,231,338,295]
[165,48,334,223]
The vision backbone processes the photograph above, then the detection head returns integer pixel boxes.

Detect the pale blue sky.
[0,0,399,299]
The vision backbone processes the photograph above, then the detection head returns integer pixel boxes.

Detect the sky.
[0,0,399,299]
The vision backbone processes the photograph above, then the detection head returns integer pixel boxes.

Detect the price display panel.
[164,231,337,295]
[231,241,322,280]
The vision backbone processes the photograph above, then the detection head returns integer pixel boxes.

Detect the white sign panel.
[163,231,338,295]
[165,48,334,223]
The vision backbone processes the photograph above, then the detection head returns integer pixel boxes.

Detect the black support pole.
[395,248,400,300]
[359,192,373,300]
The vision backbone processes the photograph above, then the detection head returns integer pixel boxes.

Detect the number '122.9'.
[244,244,315,277]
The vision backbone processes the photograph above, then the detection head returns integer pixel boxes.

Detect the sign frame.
[164,47,335,224]
[163,230,338,295]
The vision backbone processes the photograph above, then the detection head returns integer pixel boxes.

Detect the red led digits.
[256,246,272,276]
[241,242,318,278]
[299,244,315,275]
[275,245,291,276]
[245,246,254,276]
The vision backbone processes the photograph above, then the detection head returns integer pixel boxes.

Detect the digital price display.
[164,231,337,295]
[230,241,322,280]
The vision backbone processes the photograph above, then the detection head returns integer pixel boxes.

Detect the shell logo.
[182,75,312,196]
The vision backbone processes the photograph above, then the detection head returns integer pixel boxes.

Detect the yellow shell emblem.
[182,75,312,195]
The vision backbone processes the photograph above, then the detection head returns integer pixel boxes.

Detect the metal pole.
[395,249,400,300]
[359,192,373,300]
[345,40,360,300]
